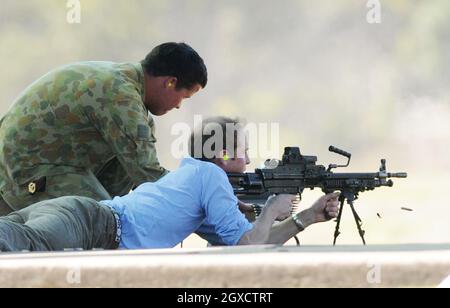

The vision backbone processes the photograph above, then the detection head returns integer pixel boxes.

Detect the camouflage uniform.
[0,62,168,214]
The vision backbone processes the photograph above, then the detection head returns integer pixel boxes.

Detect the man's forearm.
[238,206,278,245]
[267,210,314,244]
[238,208,316,245]
[267,210,315,244]
[266,209,315,244]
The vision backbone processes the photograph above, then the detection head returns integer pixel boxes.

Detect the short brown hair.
[189,116,246,162]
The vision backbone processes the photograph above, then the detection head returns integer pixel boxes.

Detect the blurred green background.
[0,0,449,246]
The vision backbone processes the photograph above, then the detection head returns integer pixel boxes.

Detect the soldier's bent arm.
[84,83,168,186]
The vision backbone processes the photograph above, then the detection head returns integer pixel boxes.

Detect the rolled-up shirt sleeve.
[85,83,168,186]
[201,165,253,245]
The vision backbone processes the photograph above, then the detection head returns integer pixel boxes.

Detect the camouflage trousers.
[0,158,133,216]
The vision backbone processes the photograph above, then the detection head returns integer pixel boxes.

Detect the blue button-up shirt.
[101,157,253,249]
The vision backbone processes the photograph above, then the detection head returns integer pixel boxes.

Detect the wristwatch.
[292,212,305,232]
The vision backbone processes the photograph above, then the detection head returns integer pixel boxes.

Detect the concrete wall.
[0,244,449,288]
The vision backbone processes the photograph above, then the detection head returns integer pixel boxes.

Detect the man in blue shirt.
[100,155,254,249]
[0,117,339,252]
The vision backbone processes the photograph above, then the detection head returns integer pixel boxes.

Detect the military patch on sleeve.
[137,124,150,139]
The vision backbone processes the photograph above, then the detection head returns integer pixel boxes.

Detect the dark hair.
[141,42,208,89]
[189,116,246,162]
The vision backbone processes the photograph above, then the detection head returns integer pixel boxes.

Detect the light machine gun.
[227,146,407,245]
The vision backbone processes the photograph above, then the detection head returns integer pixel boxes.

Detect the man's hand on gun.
[309,192,340,223]
[238,192,340,226]
[265,194,296,221]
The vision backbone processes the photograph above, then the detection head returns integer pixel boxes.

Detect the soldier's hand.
[237,200,254,213]
[265,194,295,221]
[238,200,257,222]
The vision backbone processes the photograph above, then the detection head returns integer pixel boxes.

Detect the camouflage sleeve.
[84,84,169,185]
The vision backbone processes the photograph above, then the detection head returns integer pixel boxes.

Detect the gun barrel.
[389,172,408,178]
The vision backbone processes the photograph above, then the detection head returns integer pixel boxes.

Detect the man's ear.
[214,150,229,168]
[222,150,230,162]
[165,77,178,89]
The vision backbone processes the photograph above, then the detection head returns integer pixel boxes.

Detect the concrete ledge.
[0,244,449,288]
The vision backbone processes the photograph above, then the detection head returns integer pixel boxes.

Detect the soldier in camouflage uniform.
[0,42,207,216]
